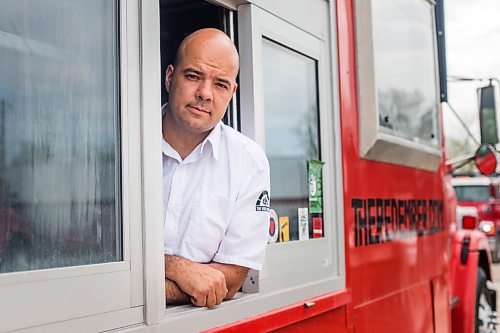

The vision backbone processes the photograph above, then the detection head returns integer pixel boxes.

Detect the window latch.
[304,301,315,308]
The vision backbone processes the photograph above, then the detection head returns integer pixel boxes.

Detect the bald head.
[174,28,239,80]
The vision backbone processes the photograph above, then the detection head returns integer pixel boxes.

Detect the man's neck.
[162,108,210,160]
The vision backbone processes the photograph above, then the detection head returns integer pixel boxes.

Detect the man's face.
[165,37,238,136]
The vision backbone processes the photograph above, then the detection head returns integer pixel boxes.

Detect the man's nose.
[195,80,213,101]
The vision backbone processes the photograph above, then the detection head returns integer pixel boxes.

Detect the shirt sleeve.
[212,148,270,270]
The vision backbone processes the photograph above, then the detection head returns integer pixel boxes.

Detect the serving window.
[355,0,442,170]
[153,0,345,330]
[158,0,342,300]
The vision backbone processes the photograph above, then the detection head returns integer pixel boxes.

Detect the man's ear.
[232,82,238,95]
[165,65,174,93]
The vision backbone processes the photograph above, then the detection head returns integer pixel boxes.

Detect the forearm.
[208,262,249,299]
[164,254,191,282]
[165,278,191,305]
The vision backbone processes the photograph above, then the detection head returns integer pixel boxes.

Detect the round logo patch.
[256,190,270,212]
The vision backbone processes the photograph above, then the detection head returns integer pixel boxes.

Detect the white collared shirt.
[163,120,270,270]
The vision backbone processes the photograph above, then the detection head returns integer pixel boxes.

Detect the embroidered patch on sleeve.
[256,190,270,211]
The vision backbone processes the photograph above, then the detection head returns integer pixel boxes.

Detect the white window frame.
[238,2,345,293]
[354,0,442,171]
[134,1,346,332]
[0,1,157,331]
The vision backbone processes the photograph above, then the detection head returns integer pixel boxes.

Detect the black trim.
[435,0,447,103]
[461,236,470,264]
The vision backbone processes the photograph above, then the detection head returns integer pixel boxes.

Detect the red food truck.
[0,0,496,332]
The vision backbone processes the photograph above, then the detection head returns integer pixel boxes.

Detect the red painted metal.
[271,306,352,333]
[450,229,492,333]
[204,290,351,333]
[336,0,356,295]
[432,274,452,333]
[337,1,451,330]
[354,283,434,333]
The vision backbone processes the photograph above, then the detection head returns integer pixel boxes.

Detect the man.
[162,28,270,308]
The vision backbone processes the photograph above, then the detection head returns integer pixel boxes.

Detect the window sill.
[164,292,255,316]
[361,132,442,171]
[158,277,343,331]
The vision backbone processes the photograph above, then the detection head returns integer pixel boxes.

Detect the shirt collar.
[200,121,221,161]
[162,138,182,162]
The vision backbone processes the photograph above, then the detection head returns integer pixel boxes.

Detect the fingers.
[192,284,225,308]
[222,282,229,301]
[191,296,205,307]
[191,280,226,308]
[176,262,229,308]
[214,282,226,306]
[191,293,217,308]
[206,290,217,308]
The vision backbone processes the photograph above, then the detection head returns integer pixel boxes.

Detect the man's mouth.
[187,105,210,115]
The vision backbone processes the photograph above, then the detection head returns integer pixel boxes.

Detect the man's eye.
[186,74,199,80]
[216,83,229,90]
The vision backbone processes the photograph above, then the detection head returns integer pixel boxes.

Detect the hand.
[165,255,228,308]
[183,262,228,308]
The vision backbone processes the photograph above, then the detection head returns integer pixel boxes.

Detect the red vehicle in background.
[452,176,500,261]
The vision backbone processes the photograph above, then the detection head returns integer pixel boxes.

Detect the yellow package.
[279,216,290,242]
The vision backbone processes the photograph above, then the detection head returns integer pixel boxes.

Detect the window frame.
[237,1,345,299]
[0,0,151,330]
[354,0,442,171]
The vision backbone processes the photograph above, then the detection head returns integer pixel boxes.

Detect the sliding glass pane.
[0,0,121,272]
[262,38,322,242]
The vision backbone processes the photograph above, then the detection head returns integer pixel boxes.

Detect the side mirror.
[475,144,497,175]
[478,84,498,145]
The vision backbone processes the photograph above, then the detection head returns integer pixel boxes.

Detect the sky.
[444,0,500,152]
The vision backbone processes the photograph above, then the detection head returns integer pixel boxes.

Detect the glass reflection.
[263,38,320,241]
[454,186,491,202]
[0,0,121,273]
[372,0,439,146]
